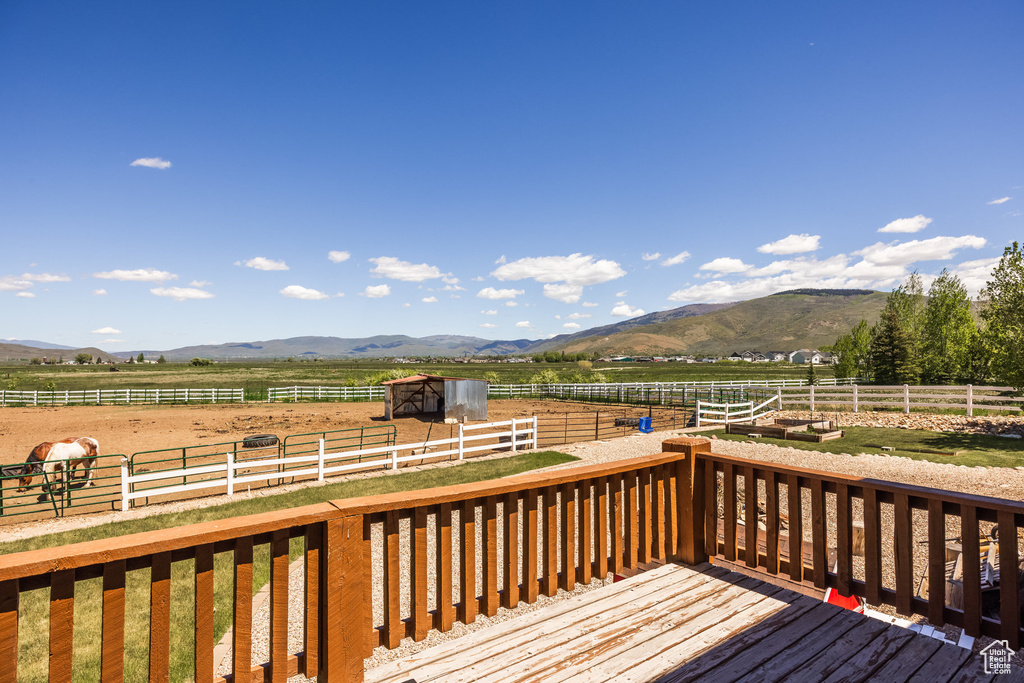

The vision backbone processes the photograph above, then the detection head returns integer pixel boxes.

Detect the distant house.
[790,349,836,365]
[765,351,787,362]
[733,351,766,362]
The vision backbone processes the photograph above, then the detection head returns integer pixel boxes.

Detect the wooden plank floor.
[365,562,1020,683]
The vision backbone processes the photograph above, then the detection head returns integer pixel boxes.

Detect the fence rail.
[0,387,244,407]
[695,395,781,426]
[780,384,1024,415]
[4,437,1021,681]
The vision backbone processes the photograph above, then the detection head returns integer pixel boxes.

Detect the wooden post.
[904,385,910,414]
[966,384,973,417]
[318,439,325,482]
[662,437,711,565]
[853,384,858,413]
[120,458,131,512]
[321,515,366,683]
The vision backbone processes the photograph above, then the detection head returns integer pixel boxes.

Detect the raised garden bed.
[726,418,844,443]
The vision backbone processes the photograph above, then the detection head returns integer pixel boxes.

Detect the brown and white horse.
[15,437,100,499]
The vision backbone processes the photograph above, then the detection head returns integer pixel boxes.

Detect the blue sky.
[1,2,1021,351]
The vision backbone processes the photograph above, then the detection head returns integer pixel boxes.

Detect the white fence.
[0,387,244,407]
[779,384,1024,416]
[120,416,538,511]
[486,377,857,400]
[695,396,781,426]
[267,385,385,402]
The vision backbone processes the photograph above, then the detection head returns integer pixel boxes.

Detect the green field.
[0,359,814,393]
[709,426,1024,468]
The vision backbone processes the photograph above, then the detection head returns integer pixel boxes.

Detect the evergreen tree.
[158,355,166,364]
[137,352,145,363]
[870,307,920,385]
[981,241,1024,392]
[806,360,818,385]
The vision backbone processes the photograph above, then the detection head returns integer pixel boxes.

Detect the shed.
[382,374,488,421]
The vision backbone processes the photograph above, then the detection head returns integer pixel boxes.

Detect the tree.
[870,307,920,385]
[29,357,42,365]
[137,352,145,363]
[921,270,977,384]
[157,355,166,364]
[75,353,93,365]
[806,360,818,386]
[981,241,1024,392]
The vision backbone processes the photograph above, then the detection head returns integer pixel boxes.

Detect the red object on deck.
[824,587,865,613]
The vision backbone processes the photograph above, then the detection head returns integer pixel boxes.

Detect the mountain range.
[2,289,888,362]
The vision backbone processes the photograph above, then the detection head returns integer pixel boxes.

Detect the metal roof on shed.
[380,373,481,385]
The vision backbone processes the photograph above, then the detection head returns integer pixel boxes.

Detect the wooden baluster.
[704,463,717,559]
[578,480,592,585]
[639,467,652,564]
[810,479,826,589]
[460,500,478,623]
[150,552,171,682]
[787,475,803,582]
[653,465,666,562]
[195,545,215,683]
[836,483,852,597]
[233,536,254,683]
[384,510,401,647]
[998,510,1021,648]
[596,477,609,579]
[664,464,678,561]
[626,472,639,570]
[927,499,945,627]
[724,463,737,562]
[438,502,455,629]
[483,496,499,616]
[49,569,75,683]
[302,528,320,679]
[323,515,366,682]
[961,504,982,638]
[543,486,558,597]
[765,471,779,575]
[101,560,126,683]
[561,482,576,592]
[745,466,758,568]
[413,506,429,640]
[864,488,881,605]
[612,474,624,575]
[894,493,913,616]
[523,489,539,602]
[502,495,519,609]
[0,579,17,682]
[269,530,289,682]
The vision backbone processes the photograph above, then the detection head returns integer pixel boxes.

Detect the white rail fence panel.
[0,387,244,407]
[120,416,539,511]
[695,395,781,427]
[777,384,1023,415]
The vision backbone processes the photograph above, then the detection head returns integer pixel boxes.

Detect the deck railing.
[2,437,1021,682]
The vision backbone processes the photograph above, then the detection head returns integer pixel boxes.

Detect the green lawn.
[9,450,577,682]
[709,426,1024,468]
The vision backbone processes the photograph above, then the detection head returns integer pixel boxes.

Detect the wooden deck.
[366,562,1015,683]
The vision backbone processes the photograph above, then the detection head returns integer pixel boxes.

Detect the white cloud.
[543,283,583,304]
[15,292,34,299]
[94,268,177,282]
[491,253,626,285]
[0,276,33,291]
[567,312,592,320]
[699,257,751,274]
[369,256,446,282]
[878,215,932,233]
[582,301,599,307]
[481,309,497,315]
[422,296,438,303]
[189,280,211,288]
[93,289,107,296]
[987,197,1011,205]
[281,285,329,300]
[662,251,692,267]
[130,157,171,170]
[949,257,1001,295]
[515,321,532,328]
[611,302,644,317]
[479,323,498,329]
[854,235,986,266]
[563,322,581,330]
[641,252,661,261]
[92,327,122,335]
[328,250,351,263]
[22,273,71,282]
[238,257,288,271]
[402,303,411,307]
[150,287,215,301]
[615,290,628,297]
[757,234,820,255]
[504,301,519,307]
[102,339,124,343]
[477,287,524,300]
[495,255,507,265]
[363,284,391,298]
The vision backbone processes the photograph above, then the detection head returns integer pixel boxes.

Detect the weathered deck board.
[364,562,1001,683]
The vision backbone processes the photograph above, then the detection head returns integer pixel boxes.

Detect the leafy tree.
[75,353,93,365]
[190,357,213,366]
[157,355,166,364]
[43,379,56,391]
[831,334,856,379]
[921,270,977,384]
[483,371,501,384]
[29,357,42,365]
[137,352,145,363]
[981,241,1024,392]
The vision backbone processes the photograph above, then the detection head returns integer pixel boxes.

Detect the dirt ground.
[0,399,610,466]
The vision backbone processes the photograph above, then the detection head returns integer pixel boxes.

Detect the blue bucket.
[637,416,653,433]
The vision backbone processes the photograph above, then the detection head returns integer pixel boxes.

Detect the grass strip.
[709,426,1024,468]
[11,450,577,682]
